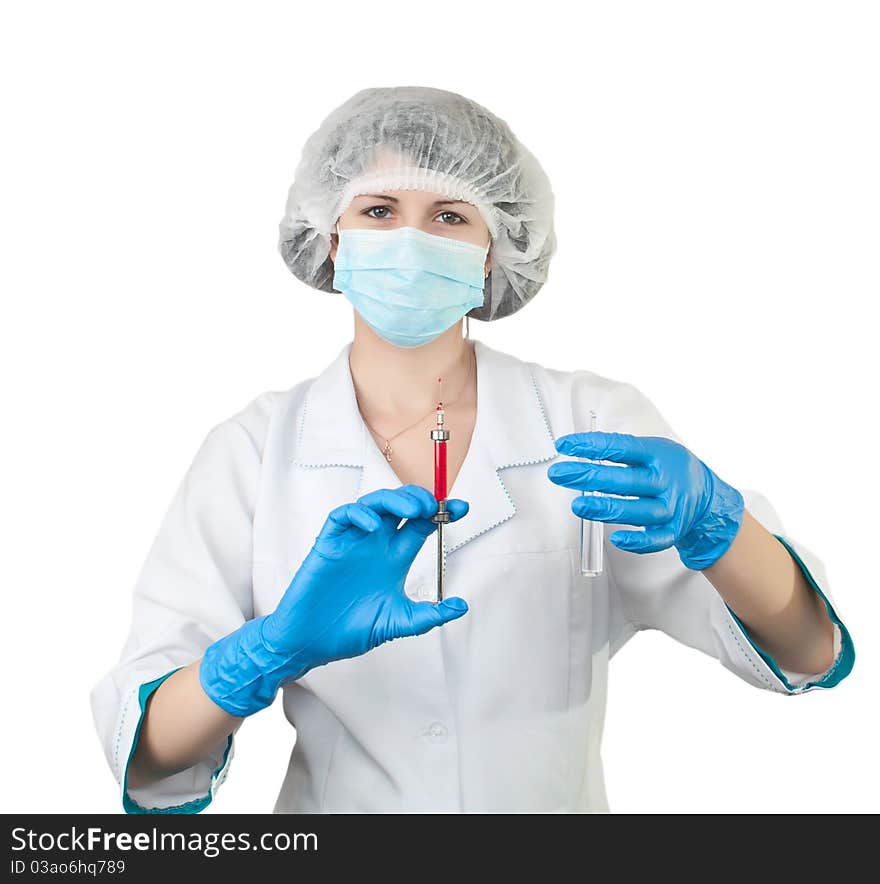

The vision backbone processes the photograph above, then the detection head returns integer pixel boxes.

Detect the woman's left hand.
[546,432,745,570]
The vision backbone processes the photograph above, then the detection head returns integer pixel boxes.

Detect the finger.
[390,498,470,563]
[394,498,469,541]
[548,460,661,496]
[356,487,428,524]
[572,493,672,525]
[395,484,441,517]
[609,525,676,553]
[444,498,469,522]
[403,597,469,637]
[319,502,381,540]
[555,431,656,466]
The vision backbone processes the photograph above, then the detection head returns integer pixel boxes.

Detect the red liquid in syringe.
[433,401,448,501]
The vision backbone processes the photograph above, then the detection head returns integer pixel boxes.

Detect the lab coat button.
[426,722,448,743]
[416,584,434,601]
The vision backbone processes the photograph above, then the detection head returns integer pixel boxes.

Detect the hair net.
[278,86,556,321]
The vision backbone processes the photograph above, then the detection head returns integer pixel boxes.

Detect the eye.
[437,211,465,225]
[364,205,393,219]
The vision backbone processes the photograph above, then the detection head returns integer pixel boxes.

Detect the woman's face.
[329,189,492,277]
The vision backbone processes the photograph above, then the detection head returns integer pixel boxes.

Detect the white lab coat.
[90,339,852,813]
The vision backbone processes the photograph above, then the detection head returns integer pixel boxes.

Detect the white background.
[2,1,877,814]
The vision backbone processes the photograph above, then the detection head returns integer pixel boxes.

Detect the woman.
[91,86,854,814]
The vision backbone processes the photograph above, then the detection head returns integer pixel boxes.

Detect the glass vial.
[580,410,604,577]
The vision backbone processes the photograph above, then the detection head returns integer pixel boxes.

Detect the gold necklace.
[358,347,475,463]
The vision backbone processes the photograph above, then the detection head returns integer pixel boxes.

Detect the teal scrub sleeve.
[725,534,855,692]
[121,669,233,815]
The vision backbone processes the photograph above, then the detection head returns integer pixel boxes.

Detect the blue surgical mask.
[332,225,489,348]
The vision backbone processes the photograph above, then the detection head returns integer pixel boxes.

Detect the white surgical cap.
[278,85,557,321]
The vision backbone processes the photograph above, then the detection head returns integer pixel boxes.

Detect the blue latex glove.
[200,484,469,717]
[547,432,744,571]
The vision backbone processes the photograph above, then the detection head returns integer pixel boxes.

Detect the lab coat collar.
[291,338,559,553]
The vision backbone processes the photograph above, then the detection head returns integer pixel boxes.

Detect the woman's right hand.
[199,485,469,717]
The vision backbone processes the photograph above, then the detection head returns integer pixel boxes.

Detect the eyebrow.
[355,193,471,208]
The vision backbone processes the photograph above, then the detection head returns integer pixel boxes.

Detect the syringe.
[580,410,604,577]
[430,400,450,603]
